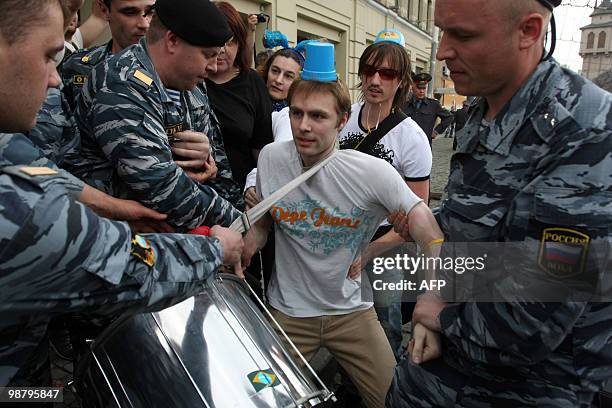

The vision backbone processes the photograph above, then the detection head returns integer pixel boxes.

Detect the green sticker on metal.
[247,369,281,392]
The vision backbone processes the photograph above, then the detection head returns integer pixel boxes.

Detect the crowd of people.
[0,0,610,407]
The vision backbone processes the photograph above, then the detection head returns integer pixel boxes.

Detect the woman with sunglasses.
[205,2,273,194]
[339,31,432,360]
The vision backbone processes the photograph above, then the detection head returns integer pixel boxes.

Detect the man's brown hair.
[357,42,412,108]
[288,79,352,125]
[0,0,61,44]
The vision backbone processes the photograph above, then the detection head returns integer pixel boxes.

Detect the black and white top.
[338,102,432,182]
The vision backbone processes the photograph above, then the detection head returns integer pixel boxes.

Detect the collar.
[466,59,560,156]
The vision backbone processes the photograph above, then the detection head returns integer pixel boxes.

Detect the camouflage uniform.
[0,132,83,199]
[26,87,80,168]
[60,41,112,110]
[386,59,612,407]
[73,38,242,230]
[0,163,226,387]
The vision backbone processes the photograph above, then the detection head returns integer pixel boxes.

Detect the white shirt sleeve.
[244,168,257,191]
[272,107,293,142]
[396,119,432,181]
[367,157,423,215]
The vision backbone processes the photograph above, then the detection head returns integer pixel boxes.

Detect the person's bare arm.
[79,0,108,48]
[407,179,429,203]
[241,214,273,274]
[79,184,167,221]
[245,14,258,67]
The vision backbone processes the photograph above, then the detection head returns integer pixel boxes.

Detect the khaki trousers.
[270,307,396,408]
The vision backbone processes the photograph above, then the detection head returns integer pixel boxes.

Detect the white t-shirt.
[338,102,431,182]
[256,140,422,317]
[245,106,292,190]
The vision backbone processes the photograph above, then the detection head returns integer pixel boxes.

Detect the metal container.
[76,274,333,407]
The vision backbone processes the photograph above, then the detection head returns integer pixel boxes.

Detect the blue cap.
[301,42,337,82]
[374,29,405,47]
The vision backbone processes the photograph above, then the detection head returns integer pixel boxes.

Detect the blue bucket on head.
[301,42,337,82]
[374,28,405,47]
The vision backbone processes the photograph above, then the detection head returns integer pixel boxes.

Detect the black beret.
[536,0,562,10]
[155,0,233,47]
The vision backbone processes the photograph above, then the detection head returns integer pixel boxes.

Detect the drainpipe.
[428,26,439,99]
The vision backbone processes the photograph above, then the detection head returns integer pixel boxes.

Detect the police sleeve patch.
[131,235,156,267]
[538,227,590,278]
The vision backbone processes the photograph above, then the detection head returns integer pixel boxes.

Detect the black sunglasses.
[361,64,400,80]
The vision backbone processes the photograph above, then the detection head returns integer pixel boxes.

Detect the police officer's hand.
[413,292,445,332]
[244,187,262,210]
[432,131,438,140]
[408,323,441,364]
[185,155,217,184]
[172,130,210,169]
[210,226,244,276]
[389,210,411,241]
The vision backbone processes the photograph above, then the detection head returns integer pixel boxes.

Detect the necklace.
[365,103,382,134]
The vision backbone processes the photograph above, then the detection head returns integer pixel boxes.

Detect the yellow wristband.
[427,238,445,248]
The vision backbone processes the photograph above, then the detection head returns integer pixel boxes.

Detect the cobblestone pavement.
[429,135,454,209]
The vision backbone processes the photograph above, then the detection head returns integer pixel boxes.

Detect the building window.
[598,31,606,48]
[587,32,595,49]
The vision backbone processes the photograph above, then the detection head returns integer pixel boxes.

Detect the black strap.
[356,109,407,155]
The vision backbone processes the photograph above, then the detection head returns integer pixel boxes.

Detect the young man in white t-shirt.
[241,77,443,408]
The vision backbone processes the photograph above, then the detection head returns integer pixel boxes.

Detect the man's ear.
[337,111,349,131]
[518,12,546,50]
[99,1,111,21]
[165,30,180,54]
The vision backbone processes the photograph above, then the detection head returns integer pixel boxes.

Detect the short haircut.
[0,0,61,44]
[214,1,250,73]
[258,48,303,82]
[504,0,551,27]
[288,79,352,124]
[357,42,412,109]
[146,13,167,44]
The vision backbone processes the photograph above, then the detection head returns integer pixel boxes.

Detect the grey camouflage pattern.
[73,39,242,230]
[28,87,81,168]
[0,165,225,386]
[387,59,612,407]
[61,42,112,110]
[0,131,84,198]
